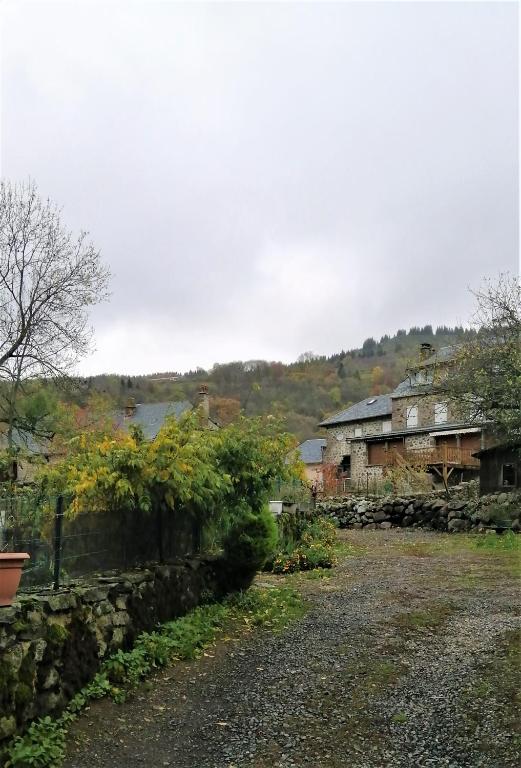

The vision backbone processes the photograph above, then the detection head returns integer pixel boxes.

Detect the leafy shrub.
[272,551,303,574]
[223,505,278,571]
[272,517,337,574]
[5,717,66,768]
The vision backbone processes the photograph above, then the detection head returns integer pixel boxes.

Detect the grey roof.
[0,429,52,455]
[297,438,326,464]
[421,345,455,367]
[319,394,392,427]
[361,422,482,442]
[117,401,192,440]
[390,377,426,398]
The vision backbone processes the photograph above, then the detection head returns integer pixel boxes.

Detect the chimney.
[125,396,137,417]
[419,342,434,361]
[198,384,210,421]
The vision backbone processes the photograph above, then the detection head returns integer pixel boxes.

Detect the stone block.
[42,667,60,690]
[80,586,110,603]
[46,593,78,613]
[31,639,47,663]
[447,500,467,512]
[448,518,469,532]
[112,611,130,627]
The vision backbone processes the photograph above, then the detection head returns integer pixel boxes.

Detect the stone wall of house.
[318,488,521,534]
[350,442,369,484]
[404,433,435,450]
[322,425,351,466]
[392,394,456,431]
[363,419,388,437]
[322,418,387,466]
[0,556,243,746]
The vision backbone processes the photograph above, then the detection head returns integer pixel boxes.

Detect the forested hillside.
[77,326,473,441]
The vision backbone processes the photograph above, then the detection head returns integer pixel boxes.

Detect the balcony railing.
[383,446,480,468]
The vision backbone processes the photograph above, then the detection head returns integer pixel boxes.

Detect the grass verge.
[4,586,305,768]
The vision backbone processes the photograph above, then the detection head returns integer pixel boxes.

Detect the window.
[434,402,448,425]
[340,455,351,478]
[354,426,362,438]
[502,464,516,487]
[406,405,418,428]
[382,420,392,433]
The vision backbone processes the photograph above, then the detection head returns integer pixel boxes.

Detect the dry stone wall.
[318,489,521,533]
[0,556,242,745]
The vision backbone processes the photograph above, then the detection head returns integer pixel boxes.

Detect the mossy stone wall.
[0,556,240,743]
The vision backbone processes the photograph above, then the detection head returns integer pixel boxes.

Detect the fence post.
[156,506,164,564]
[53,495,64,591]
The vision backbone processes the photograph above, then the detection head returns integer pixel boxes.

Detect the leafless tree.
[433,274,521,443]
[0,180,110,453]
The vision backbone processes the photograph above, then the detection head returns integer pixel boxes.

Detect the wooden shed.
[473,443,521,494]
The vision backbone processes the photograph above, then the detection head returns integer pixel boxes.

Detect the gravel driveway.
[64,530,520,768]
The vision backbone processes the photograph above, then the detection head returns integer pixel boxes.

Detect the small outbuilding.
[295,438,326,485]
[473,442,521,494]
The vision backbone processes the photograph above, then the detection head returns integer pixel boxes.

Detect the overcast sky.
[1,1,518,375]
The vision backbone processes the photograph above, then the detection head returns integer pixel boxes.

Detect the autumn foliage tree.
[38,413,300,569]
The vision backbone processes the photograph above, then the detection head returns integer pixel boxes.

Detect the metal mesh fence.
[0,493,199,591]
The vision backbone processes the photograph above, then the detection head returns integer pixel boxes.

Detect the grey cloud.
[1,1,517,373]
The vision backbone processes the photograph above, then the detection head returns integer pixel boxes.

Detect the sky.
[0,1,518,375]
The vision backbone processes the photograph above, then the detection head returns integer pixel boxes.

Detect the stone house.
[116,385,219,438]
[320,344,486,489]
[0,428,53,483]
[294,438,326,485]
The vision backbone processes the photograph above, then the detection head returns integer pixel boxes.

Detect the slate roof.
[361,422,482,442]
[117,401,193,441]
[319,394,392,427]
[0,429,51,455]
[391,345,457,398]
[297,438,326,464]
[390,377,426,398]
[420,345,455,367]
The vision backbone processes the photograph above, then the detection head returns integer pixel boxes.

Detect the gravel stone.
[64,530,520,768]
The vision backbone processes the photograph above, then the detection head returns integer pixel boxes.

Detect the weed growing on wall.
[4,586,304,768]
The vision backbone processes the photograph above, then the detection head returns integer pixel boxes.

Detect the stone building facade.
[319,344,486,489]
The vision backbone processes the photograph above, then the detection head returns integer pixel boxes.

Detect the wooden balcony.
[384,445,480,469]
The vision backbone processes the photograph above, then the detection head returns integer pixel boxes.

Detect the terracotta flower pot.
[0,553,30,607]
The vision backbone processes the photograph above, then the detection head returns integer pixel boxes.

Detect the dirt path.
[64,530,520,768]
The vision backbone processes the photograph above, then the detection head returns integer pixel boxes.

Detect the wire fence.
[0,493,200,592]
[319,476,391,498]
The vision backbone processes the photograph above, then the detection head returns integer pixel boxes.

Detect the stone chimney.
[198,384,210,422]
[125,396,137,417]
[419,342,434,361]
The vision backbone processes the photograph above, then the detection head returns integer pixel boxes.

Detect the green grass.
[303,568,334,580]
[334,539,367,558]
[474,530,520,551]
[390,601,455,632]
[361,659,403,691]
